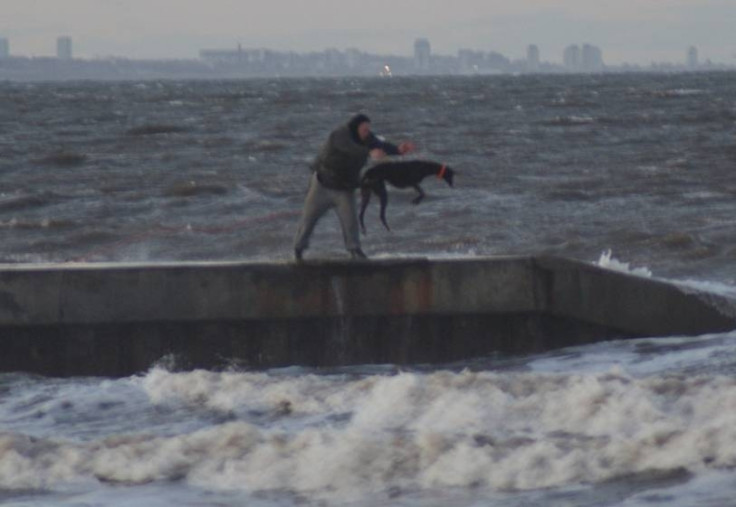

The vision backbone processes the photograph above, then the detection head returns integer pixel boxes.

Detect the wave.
[539,116,596,127]
[242,139,290,152]
[0,218,74,230]
[649,89,706,99]
[163,181,230,198]
[33,152,87,167]
[596,250,653,278]
[125,124,189,136]
[0,192,59,212]
[4,366,736,504]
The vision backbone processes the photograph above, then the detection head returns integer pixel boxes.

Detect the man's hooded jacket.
[311,114,400,190]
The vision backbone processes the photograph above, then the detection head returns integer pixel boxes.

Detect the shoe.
[349,248,367,260]
[294,248,304,262]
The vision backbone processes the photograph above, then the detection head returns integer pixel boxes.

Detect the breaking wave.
[3,366,736,504]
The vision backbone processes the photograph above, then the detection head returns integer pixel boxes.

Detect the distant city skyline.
[2,35,728,83]
[1,0,734,65]
[0,35,725,70]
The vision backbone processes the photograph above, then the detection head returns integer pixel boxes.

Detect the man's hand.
[398,141,416,155]
[370,148,387,160]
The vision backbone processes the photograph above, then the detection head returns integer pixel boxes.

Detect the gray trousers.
[293,172,361,253]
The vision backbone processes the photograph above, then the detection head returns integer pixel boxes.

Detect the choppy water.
[1,73,736,279]
[2,72,736,505]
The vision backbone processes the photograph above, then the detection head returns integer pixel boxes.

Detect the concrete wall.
[0,256,734,377]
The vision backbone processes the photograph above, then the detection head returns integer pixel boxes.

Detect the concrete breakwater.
[0,256,734,377]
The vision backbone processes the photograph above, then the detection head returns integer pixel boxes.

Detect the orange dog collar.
[437,164,447,179]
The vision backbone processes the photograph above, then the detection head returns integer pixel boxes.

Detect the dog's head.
[439,164,455,187]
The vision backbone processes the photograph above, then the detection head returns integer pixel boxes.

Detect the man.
[293,114,415,261]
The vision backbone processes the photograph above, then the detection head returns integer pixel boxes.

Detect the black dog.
[359,160,455,233]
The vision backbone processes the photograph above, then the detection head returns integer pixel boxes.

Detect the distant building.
[457,49,512,74]
[0,38,9,59]
[345,48,363,70]
[458,49,480,73]
[200,47,243,63]
[57,36,73,60]
[526,44,540,72]
[687,46,699,68]
[414,38,431,72]
[581,44,603,71]
[563,44,603,72]
[563,45,580,70]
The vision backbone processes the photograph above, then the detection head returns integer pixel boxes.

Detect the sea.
[1,72,736,506]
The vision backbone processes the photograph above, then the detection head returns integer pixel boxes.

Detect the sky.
[2,0,735,65]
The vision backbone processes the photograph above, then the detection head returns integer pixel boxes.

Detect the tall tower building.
[526,44,540,72]
[687,46,699,68]
[581,44,603,71]
[57,36,73,60]
[414,38,431,72]
[0,38,9,58]
[563,45,580,71]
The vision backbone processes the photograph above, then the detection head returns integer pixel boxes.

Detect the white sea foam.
[594,251,736,309]
[672,278,736,300]
[4,367,736,503]
[528,331,736,377]
[596,250,652,278]
[660,89,706,97]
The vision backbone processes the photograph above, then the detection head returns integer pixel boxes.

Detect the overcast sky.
[2,0,735,65]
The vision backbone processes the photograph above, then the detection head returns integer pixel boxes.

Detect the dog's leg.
[359,185,372,234]
[377,182,391,231]
[411,185,425,205]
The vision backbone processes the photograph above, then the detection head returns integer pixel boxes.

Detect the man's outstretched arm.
[367,133,416,158]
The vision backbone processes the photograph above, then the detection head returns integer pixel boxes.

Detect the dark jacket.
[312,121,400,190]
